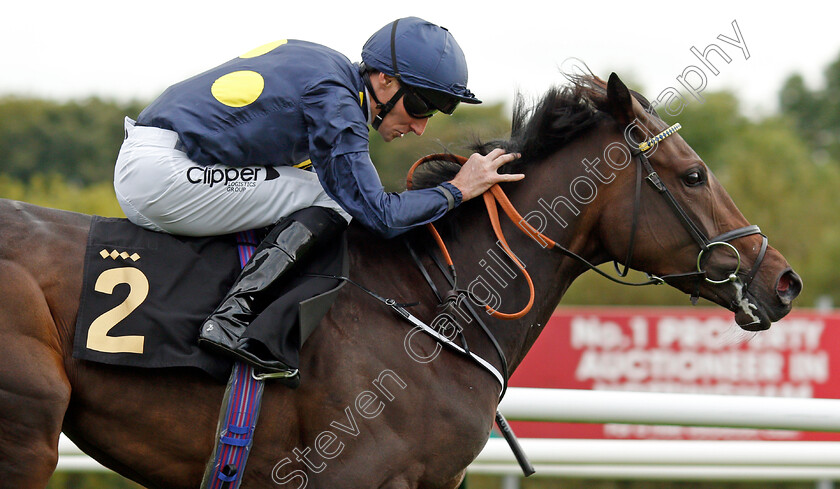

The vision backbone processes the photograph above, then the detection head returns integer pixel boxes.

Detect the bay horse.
[0,74,801,489]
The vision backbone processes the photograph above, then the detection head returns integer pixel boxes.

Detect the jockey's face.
[370,73,429,142]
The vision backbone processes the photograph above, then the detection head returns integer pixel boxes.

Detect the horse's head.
[591,73,801,330]
[411,72,801,332]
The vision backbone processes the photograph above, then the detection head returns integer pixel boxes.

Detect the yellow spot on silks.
[211,71,265,107]
[240,40,287,58]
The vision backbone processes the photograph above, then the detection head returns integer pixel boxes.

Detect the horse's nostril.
[776,269,803,305]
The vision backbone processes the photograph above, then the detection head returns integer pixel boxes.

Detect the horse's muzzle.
[734,268,802,331]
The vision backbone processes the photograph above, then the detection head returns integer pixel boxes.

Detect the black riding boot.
[198,206,347,381]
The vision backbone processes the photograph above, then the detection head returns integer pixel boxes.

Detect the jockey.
[113,17,522,382]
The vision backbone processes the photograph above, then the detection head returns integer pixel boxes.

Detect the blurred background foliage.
[10,51,835,489]
[4,53,837,310]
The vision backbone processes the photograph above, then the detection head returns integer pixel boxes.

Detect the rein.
[406,122,769,323]
[407,154,555,320]
[405,153,658,321]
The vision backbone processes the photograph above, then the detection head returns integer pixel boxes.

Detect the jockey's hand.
[448,148,524,201]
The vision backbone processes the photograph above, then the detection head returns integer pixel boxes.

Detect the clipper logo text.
[186,166,262,191]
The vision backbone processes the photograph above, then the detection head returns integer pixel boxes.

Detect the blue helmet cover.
[362,17,480,104]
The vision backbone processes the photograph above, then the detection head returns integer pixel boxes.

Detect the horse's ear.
[606,72,635,126]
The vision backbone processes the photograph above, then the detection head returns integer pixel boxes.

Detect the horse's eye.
[683,170,705,187]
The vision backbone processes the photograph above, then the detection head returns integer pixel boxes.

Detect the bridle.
[623,123,768,312]
[407,122,769,324]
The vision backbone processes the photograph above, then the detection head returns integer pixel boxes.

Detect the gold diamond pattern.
[99,249,141,262]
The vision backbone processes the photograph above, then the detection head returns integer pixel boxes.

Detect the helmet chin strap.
[364,72,405,130]
[365,19,406,131]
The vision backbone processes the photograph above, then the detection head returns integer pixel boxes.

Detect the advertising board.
[508,307,838,440]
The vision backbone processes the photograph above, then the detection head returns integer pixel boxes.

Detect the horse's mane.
[411,74,656,190]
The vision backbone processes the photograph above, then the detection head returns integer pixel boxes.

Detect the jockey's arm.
[313,151,461,239]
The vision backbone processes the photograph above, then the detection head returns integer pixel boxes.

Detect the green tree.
[0,84,832,309]
[0,174,124,217]
[780,50,840,163]
[0,97,143,184]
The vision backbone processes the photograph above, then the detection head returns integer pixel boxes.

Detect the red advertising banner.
[508,307,840,441]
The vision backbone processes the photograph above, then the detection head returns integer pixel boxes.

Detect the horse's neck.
[442,158,602,373]
[343,147,605,379]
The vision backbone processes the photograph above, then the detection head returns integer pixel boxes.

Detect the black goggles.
[402,85,460,119]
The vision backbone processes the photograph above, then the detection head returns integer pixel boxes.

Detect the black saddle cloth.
[73,216,346,381]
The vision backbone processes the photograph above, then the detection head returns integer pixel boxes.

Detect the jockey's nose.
[411,117,429,136]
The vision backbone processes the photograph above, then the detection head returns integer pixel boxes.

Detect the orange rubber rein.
[406,153,557,320]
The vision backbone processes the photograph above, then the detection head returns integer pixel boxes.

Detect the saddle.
[72,216,347,381]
